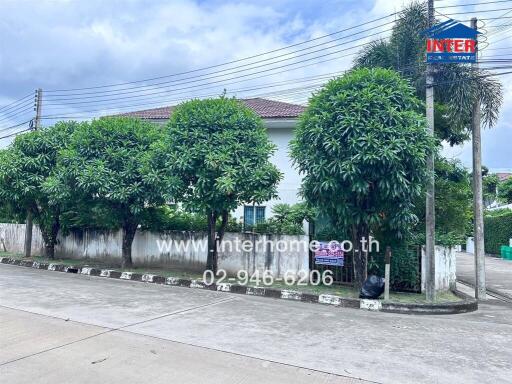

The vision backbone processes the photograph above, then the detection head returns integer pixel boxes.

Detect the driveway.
[457,251,512,300]
[1,264,512,384]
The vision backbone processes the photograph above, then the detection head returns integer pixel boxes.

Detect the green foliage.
[45,117,171,214]
[483,173,500,206]
[291,67,435,287]
[0,122,78,257]
[160,97,281,214]
[368,241,421,292]
[291,67,435,237]
[484,210,512,255]
[413,158,472,244]
[498,178,512,204]
[157,97,281,271]
[45,117,172,267]
[354,1,503,144]
[252,203,314,235]
[139,205,242,233]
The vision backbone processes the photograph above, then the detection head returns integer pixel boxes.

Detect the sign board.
[314,242,344,266]
[423,19,480,64]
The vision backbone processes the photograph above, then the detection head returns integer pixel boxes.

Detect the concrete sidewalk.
[1,264,512,384]
[456,251,512,299]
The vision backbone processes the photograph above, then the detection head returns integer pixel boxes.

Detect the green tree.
[354,1,502,144]
[45,117,171,268]
[483,172,500,207]
[498,178,512,204]
[290,68,436,289]
[0,122,77,258]
[414,158,472,243]
[159,97,281,272]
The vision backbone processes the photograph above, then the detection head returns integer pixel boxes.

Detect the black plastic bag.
[359,275,385,299]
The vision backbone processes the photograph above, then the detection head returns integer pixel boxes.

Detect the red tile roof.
[118,98,305,120]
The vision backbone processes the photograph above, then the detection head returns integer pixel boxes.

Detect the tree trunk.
[206,211,218,273]
[42,214,60,260]
[352,225,369,291]
[121,219,138,269]
[24,209,33,258]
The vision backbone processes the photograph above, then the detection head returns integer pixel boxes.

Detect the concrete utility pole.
[23,88,42,258]
[425,0,436,302]
[471,18,486,300]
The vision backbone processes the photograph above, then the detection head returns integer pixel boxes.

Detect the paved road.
[1,264,512,384]
[457,251,512,299]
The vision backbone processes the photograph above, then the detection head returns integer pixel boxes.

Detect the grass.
[1,251,460,304]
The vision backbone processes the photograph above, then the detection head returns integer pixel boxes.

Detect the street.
[457,252,512,300]
[0,264,511,384]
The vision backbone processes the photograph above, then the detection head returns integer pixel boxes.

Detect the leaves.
[291,67,437,238]
[158,97,282,214]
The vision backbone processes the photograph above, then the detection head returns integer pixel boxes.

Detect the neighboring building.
[120,98,306,228]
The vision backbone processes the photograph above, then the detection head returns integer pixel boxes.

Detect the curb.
[0,256,476,314]
[380,289,478,315]
[457,278,512,303]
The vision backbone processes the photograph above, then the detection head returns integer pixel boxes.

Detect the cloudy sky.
[0,0,511,170]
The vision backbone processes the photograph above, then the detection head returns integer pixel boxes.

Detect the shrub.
[484,210,512,255]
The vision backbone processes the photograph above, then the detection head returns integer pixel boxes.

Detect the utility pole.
[425,0,436,302]
[23,88,42,258]
[471,18,486,300]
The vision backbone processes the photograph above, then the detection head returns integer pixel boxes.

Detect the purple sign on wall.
[314,242,344,266]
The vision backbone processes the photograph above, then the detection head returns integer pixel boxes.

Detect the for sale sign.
[314,242,344,266]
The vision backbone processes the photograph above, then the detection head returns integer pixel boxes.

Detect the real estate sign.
[314,242,344,266]
[423,19,480,64]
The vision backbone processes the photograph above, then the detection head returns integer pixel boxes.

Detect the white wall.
[421,245,457,292]
[0,223,310,278]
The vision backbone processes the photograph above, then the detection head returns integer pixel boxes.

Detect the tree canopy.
[291,67,436,288]
[0,122,78,258]
[44,116,170,267]
[158,97,282,272]
[498,177,512,204]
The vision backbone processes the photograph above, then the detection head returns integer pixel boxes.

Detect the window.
[243,205,266,229]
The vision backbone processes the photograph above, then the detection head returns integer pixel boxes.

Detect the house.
[120,98,306,228]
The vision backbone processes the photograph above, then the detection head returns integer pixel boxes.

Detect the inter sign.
[423,19,480,64]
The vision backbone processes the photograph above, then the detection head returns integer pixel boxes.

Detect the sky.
[0,0,511,170]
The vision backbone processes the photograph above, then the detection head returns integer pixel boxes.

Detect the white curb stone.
[360,299,382,311]
[120,272,133,280]
[165,277,179,285]
[246,286,265,296]
[48,264,58,271]
[100,269,115,277]
[281,290,302,301]
[190,280,205,289]
[318,294,343,306]
[81,267,93,275]
[142,274,155,282]
[216,283,232,292]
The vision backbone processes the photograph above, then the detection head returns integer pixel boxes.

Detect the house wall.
[233,124,302,222]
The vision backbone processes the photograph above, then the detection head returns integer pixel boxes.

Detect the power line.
[0,93,33,113]
[437,1,512,9]
[45,12,398,93]
[441,7,512,16]
[45,25,393,100]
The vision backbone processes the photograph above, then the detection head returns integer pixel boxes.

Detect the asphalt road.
[1,264,511,384]
[457,251,512,300]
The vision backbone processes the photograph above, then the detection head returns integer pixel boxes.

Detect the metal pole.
[425,0,436,302]
[471,18,486,300]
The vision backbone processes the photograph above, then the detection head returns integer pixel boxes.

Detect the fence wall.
[0,223,309,278]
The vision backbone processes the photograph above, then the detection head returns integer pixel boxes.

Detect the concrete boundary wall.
[0,223,309,278]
